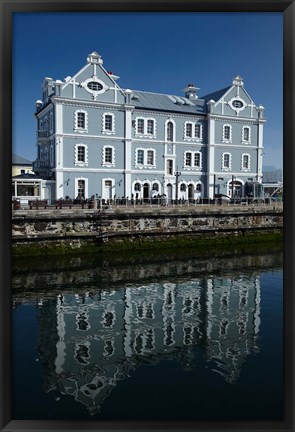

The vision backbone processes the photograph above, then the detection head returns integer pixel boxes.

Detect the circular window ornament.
[87,81,103,91]
[81,77,108,97]
[232,100,243,108]
[229,97,246,113]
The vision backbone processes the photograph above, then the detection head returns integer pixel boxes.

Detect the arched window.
[152,183,159,191]
[180,183,186,192]
[167,121,174,141]
[134,182,141,191]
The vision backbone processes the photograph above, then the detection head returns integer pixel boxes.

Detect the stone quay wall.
[12,207,283,250]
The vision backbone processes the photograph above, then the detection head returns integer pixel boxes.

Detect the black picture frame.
[1,1,294,431]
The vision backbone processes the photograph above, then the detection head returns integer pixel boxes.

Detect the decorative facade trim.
[242,125,251,144]
[134,116,156,138]
[102,145,115,167]
[241,153,251,172]
[222,124,232,143]
[74,109,88,133]
[222,152,232,171]
[74,143,88,166]
[183,151,202,170]
[183,121,203,142]
[165,118,176,142]
[135,147,156,169]
[102,112,115,135]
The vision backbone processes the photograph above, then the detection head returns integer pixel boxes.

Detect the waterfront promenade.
[12,202,283,255]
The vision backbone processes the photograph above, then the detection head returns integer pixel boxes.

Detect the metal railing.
[12,196,283,211]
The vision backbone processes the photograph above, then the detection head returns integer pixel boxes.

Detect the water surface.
[12,245,283,421]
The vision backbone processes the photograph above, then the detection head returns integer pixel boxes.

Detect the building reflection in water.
[29,273,261,416]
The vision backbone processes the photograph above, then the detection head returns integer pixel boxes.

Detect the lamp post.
[174,166,181,203]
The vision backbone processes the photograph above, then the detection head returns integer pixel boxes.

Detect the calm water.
[12,245,283,421]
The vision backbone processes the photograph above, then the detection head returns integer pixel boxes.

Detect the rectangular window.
[224,126,230,140]
[105,147,113,163]
[186,123,193,138]
[77,112,85,129]
[167,159,173,175]
[104,115,113,131]
[243,155,249,169]
[78,180,85,198]
[77,146,85,162]
[147,150,154,165]
[137,119,144,134]
[195,124,201,138]
[194,153,201,167]
[224,154,230,168]
[137,149,144,164]
[147,120,154,135]
[185,152,192,166]
[243,128,249,141]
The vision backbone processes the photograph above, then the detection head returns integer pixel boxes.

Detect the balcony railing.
[36,130,49,138]
[33,160,48,169]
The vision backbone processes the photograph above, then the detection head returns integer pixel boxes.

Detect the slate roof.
[129,90,207,115]
[12,153,32,165]
[200,86,232,102]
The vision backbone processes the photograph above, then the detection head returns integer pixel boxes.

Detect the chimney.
[183,83,200,100]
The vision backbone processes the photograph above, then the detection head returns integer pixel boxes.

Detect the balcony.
[33,159,48,168]
[36,130,49,138]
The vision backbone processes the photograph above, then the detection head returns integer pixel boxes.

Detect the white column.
[55,103,63,134]
[207,115,215,199]
[257,122,264,179]
[124,106,134,198]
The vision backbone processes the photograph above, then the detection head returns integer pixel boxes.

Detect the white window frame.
[135,148,156,169]
[184,121,203,142]
[222,124,232,143]
[102,112,115,135]
[74,109,88,133]
[102,178,114,200]
[165,119,176,142]
[242,126,251,144]
[222,152,232,171]
[135,117,156,138]
[241,153,251,172]
[75,177,88,199]
[102,145,115,167]
[74,143,88,166]
[183,151,202,170]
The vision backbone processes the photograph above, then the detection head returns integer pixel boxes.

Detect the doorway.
[143,183,150,201]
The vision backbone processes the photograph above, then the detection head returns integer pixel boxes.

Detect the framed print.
[1,1,294,431]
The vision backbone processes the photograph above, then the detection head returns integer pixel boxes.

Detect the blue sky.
[13,12,283,169]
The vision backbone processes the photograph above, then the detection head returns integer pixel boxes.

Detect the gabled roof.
[200,86,232,102]
[130,90,207,115]
[12,153,32,165]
